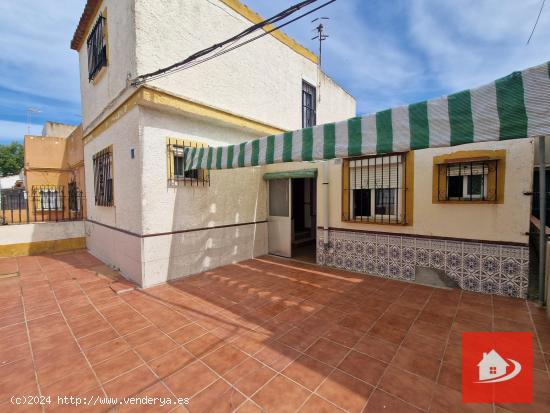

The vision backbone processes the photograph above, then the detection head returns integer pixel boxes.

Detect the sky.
[1,0,550,144]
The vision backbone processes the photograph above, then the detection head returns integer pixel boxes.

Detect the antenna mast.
[312,17,329,68]
[26,107,42,135]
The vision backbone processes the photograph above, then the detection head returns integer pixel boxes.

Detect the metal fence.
[0,186,85,225]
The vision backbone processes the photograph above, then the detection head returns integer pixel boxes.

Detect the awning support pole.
[323,161,329,248]
[539,136,546,306]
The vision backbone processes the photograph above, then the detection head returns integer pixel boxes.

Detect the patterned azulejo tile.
[319,230,528,298]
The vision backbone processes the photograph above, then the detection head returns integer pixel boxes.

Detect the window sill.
[433,200,502,205]
[342,218,410,226]
[90,65,108,85]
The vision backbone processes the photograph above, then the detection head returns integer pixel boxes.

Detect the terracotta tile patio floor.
[1,251,549,412]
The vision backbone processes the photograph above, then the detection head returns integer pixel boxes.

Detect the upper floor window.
[302,81,316,128]
[87,14,108,81]
[342,153,410,224]
[93,147,113,206]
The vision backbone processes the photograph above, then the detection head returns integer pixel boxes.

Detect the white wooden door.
[267,179,292,257]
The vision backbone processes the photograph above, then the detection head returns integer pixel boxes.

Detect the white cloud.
[243,0,550,114]
[408,0,550,91]
[0,120,42,143]
[0,0,85,103]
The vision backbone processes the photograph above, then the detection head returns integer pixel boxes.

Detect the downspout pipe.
[323,161,329,247]
[539,136,547,306]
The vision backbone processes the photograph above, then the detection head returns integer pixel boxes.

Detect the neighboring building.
[7,123,86,222]
[0,172,23,191]
[71,0,533,298]
[71,0,355,287]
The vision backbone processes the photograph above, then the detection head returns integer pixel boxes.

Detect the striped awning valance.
[184,61,550,171]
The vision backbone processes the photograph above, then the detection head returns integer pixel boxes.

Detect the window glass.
[269,179,289,217]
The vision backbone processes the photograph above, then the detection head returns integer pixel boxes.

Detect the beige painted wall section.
[24,136,67,170]
[77,0,137,129]
[321,139,534,244]
[42,122,77,138]
[134,0,355,131]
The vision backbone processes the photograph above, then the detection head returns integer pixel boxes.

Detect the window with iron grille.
[93,147,113,206]
[167,138,209,187]
[87,13,107,81]
[342,153,409,224]
[436,160,498,202]
[33,186,63,211]
[302,81,316,128]
[0,189,26,210]
[68,181,81,212]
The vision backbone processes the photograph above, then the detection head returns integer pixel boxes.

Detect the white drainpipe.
[323,160,330,247]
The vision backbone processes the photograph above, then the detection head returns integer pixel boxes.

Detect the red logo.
[462,332,533,403]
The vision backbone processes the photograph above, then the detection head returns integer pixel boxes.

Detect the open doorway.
[291,177,317,263]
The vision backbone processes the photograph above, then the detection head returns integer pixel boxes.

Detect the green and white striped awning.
[184,61,550,171]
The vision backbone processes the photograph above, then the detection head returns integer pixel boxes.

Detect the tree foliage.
[0,142,24,177]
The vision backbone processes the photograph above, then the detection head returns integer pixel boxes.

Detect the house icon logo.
[462,332,533,403]
[476,349,521,383]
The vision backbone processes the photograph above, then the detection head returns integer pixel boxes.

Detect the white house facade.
[72,0,355,287]
[72,0,534,298]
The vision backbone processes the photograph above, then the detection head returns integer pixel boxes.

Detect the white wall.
[0,221,85,245]
[140,106,267,234]
[84,106,142,234]
[85,221,143,285]
[134,0,355,131]
[77,0,137,129]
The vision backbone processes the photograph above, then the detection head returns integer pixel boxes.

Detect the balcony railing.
[0,186,85,225]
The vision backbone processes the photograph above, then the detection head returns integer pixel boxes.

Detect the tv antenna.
[26,107,42,135]
[312,17,329,68]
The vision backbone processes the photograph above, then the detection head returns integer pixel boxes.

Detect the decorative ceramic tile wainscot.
[317,229,529,298]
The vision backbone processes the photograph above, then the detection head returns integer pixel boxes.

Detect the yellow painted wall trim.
[218,0,318,64]
[0,237,86,257]
[83,88,142,144]
[140,87,285,136]
[84,86,285,144]
[432,149,506,204]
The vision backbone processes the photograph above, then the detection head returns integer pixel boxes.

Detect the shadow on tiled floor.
[0,251,549,412]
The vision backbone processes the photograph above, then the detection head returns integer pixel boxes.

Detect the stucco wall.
[140,107,267,234]
[77,0,137,129]
[134,0,355,131]
[0,221,85,245]
[142,223,267,288]
[85,222,143,285]
[84,106,142,233]
[321,139,535,244]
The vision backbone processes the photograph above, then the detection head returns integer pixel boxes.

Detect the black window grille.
[35,186,63,211]
[68,181,81,212]
[167,138,209,187]
[93,147,113,206]
[343,153,407,224]
[437,160,498,202]
[302,81,316,128]
[0,189,26,210]
[87,14,107,81]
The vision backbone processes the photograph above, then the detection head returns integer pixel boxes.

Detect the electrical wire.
[527,0,546,45]
[132,0,336,85]
[132,0,319,85]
